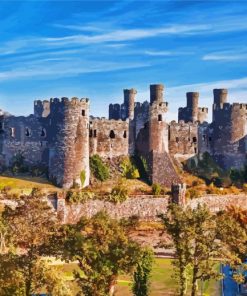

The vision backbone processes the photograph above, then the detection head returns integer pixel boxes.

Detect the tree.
[159,204,192,296]
[2,188,59,296]
[60,211,142,296]
[159,204,223,296]
[132,248,154,296]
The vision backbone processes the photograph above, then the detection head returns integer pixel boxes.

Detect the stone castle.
[0,84,246,189]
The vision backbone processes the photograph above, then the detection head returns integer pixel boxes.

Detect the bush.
[152,183,162,196]
[66,190,95,204]
[108,183,129,204]
[121,157,140,179]
[10,152,28,175]
[186,188,201,199]
[90,155,109,182]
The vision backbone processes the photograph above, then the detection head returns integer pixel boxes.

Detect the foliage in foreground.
[55,211,142,296]
[159,203,247,296]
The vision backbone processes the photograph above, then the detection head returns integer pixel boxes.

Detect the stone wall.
[89,118,129,158]
[60,195,169,224]
[188,194,247,212]
[58,193,247,224]
[169,120,198,159]
[1,114,49,166]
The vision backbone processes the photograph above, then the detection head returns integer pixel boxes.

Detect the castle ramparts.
[0,84,246,188]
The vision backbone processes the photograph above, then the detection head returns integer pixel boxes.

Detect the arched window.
[123,131,127,138]
[158,114,162,121]
[193,137,197,143]
[176,137,179,143]
[25,128,31,137]
[41,128,46,137]
[94,130,97,137]
[89,129,93,137]
[10,127,15,137]
[109,130,115,139]
[82,110,85,116]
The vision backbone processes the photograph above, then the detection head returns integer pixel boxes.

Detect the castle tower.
[123,88,137,120]
[186,92,199,122]
[149,84,168,153]
[49,97,90,189]
[150,84,164,105]
[213,89,228,107]
[212,89,228,122]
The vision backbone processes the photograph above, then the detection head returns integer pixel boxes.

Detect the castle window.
[41,128,46,137]
[158,114,162,121]
[10,127,15,137]
[123,131,127,138]
[94,130,97,137]
[203,135,206,142]
[89,129,93,137]
[25,128,31,137]
[208,137,212,142]
[82,110,85,116]
[176,137,179,143]
[193,137,197,143]
[194,148,197,153]
[109,130,115,139]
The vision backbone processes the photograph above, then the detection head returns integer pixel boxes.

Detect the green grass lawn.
[52,258,221,296]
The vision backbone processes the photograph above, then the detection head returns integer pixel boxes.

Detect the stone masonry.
[0,83,246,188]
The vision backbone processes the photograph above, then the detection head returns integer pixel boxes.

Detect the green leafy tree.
[159,204,223,296]
[59,211,142,296]
[132,248,154,296]
[2,188,58,296]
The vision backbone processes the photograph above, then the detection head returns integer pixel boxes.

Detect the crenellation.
[0,83,246,189]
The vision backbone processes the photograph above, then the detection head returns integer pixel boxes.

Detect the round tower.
[186,92,199,122]
[49,97,90,189]
[123,88,137,120]
[150,84,164,105]
[213,89,228,106]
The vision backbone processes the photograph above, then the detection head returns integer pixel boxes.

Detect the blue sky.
[0,0,247,121]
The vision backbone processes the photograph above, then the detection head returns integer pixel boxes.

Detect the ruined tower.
[123,88,136,120]
[178,92,208,123]
[149,84,168,153]
[49,97,90,189]
[150,84,164,105]
[147,84,181,186]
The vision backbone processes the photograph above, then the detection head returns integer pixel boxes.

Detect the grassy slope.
[0,175,58,194]
[53,259,220,296]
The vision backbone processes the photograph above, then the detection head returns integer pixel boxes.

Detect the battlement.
[232,103,247,111]
[49,97,89,105]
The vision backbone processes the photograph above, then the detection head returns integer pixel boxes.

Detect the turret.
[123,88,137,120]
[186,92,199,122]
[213,89,228,107]
[150,84,164,105]
[49,97,90,189]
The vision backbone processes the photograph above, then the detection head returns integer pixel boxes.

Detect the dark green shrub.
[108,184,129,204]
[66,190,95,204]
[90,155,109,182]
[121,157,140,179]
[152,183,162,196]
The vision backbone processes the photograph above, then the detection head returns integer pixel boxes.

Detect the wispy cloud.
[0,59,150,81]
[203,50,247,61]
